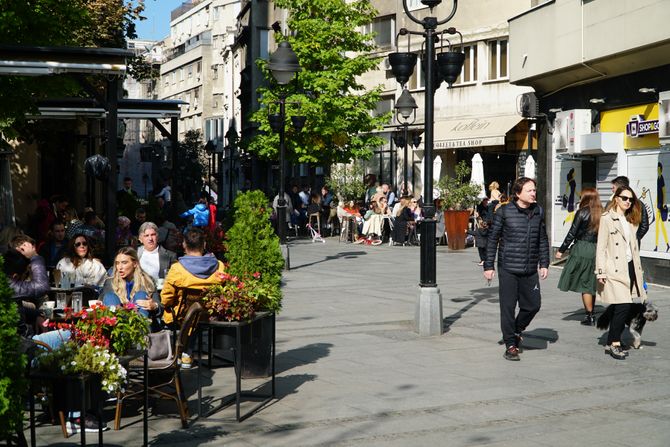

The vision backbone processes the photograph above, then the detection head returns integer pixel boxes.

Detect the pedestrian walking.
[483,177,550,361]
[468,218,489,266]
[555,187,602,325]
[595,185,646,360]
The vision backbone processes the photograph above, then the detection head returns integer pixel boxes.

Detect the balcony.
[509,0,670,94]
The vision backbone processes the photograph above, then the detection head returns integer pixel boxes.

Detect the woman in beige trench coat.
[595,185,646,360]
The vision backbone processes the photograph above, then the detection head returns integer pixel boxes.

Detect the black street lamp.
[392,88,420,196]
[389,0,465,336]
[267,41,306,269]
[224,126,239,208]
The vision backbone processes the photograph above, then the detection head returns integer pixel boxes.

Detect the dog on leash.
[597,302,659,349]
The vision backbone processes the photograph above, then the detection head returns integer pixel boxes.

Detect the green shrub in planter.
[0,256,27,444]
[224,190,283,313]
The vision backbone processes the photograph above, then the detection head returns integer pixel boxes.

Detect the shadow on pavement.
[276,342,333,374]
[520,328,559,350]
[149,424,229,446]
[289,251,367,270]
[443,287,497,333]
[561,304,606,321]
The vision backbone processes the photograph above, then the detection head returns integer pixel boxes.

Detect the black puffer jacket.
[558,207,597,253]
[484,201,550,274]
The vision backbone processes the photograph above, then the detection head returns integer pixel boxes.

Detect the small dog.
[597,302,658,349]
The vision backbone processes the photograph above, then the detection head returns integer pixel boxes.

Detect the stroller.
[306,221,325,243]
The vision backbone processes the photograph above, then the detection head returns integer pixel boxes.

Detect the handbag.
[661,205,668,222]
[147,330,173,361]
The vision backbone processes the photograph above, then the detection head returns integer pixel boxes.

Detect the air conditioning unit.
[552,109,592,154]
[660,90,670,145]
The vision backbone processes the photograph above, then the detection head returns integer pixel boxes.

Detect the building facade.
[509,0,670,284]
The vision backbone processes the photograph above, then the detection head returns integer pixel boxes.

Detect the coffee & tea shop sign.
[434,118,505,149]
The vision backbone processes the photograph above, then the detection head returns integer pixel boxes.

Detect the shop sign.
[626,114,659,138]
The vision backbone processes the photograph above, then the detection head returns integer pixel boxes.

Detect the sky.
[135,0,185,41]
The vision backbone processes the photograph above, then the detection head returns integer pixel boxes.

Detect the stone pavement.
[27,238,670,446]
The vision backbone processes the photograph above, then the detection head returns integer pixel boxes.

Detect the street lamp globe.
[395,88,418,122]
[268,41,301,85]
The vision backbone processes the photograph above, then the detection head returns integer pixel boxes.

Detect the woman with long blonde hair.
[101,247,163,329]
[556,188,603,325]
[595,186,645,359]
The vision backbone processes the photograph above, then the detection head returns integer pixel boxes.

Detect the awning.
[434,115,523,149]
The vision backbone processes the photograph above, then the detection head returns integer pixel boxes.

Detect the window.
[171,72,176,84]
[196,61,201,74]
[375,96,394,125]
[407,53,424,90]
[363,16,394,49]
[212,65,218,80]
[455,44,478,85]
[179,68,184,81]
[487,39,508,80]
[187,64,193,79]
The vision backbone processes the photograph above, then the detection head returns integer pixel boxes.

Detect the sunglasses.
[74,241,88,248]
[618,195,634,203]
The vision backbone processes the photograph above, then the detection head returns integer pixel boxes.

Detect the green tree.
[176,129,207,204]
[0,257,27,444]
[224,191,284,313]
[248,0,388,164]
[0,0,147,137]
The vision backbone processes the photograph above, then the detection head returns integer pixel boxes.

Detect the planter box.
[444,210,471,250]
[49,374,103,413]
[210,312,274,379]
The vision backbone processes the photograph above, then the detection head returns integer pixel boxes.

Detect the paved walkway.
[28,238,670,446]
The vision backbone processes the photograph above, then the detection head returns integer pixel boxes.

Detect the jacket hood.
[178,253,219,278]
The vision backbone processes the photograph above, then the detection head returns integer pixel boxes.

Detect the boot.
[580,312,595,326]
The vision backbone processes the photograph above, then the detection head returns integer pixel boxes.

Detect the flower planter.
[444,210,471,250]
[49,374,103,413]
[211,312,274,378]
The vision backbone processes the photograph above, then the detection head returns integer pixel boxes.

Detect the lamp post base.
[280,243,291,271]
[415,286,443,336]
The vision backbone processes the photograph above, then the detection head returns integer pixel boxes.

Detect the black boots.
[581,312,595,326]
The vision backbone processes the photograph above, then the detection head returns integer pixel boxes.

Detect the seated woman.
[393,197,415,246]
[101,247,163,331]
[360,200,384,244]
[56,234,107,290]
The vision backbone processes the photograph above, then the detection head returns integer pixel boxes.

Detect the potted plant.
[436,160,482,250]
[35,303,150,411]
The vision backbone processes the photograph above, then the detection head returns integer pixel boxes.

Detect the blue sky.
[135,0,185,41]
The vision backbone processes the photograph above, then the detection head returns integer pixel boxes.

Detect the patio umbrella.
[470,153,487,199]
[524,154,536,179]
[433,155,442,183]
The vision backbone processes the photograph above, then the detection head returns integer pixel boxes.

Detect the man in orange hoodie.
[161,228,225,367]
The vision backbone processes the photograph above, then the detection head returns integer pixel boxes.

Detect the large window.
[487,38,508,80]
[407,53,424,90]
[363,16,394,49]
[455,44,478,85]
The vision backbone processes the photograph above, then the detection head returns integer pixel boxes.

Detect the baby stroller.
[306,221,325,243]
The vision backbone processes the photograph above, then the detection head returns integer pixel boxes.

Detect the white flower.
[100,361,105,366]
[109,305,116,312]
[102,380,108,386]
[110,364,116,370]
[61,365,66,371]
[70,361,77,366]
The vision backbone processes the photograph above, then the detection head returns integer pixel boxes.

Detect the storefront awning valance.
[434,114,523,149]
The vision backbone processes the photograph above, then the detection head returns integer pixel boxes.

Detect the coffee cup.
[88,300,102,308]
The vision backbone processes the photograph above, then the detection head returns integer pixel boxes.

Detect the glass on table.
[55,292,67,309]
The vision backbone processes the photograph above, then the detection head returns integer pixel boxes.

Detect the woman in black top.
[556,187,603,325]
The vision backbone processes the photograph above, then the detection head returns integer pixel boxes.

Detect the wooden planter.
[444,210,471,250]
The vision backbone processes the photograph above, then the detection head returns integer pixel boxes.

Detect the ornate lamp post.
[267,41,306,269]
[388,0,465,336]
[392,88,419,196]
[224,127,238,208]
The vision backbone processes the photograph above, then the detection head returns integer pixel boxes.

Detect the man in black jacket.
[484,177,550,361]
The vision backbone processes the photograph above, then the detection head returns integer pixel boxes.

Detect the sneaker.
[67,416,109,435]
[180,353,193,369]
[503,345,520,361]
[605,344,627,360]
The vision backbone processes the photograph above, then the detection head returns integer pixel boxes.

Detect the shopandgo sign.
[626,114,659,138]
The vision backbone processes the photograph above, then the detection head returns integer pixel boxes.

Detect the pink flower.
[252,272,261,279]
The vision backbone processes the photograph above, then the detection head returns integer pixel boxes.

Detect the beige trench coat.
[595,211,647,304]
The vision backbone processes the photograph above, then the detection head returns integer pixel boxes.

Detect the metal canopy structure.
[0,44,130,76]
[33,98,186,119]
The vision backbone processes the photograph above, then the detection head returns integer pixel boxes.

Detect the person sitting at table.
[56,233,107,290]
[136,222,177,285]
[161,228,225,368]
[101,247,163,331]
[38,219,68,273]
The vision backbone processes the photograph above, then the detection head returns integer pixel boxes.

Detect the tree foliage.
[247,0,388,164]
[0,0,147,136]
[0,256,27,443]
[176,129,207,204]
